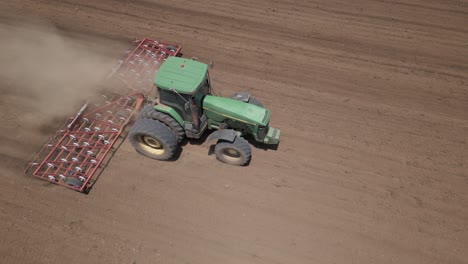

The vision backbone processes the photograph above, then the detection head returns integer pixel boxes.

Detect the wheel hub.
[139,135,165,155]
[143,136,162,148]
[223,148,241,158]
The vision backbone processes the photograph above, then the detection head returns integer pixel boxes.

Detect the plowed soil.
[0,1,467,263]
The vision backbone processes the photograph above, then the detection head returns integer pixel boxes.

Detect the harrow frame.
[25,38,181,193]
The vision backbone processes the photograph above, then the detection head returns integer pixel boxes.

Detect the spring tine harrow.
[25,93,144,192]
[25,38,181,193]
[111,38,181,94]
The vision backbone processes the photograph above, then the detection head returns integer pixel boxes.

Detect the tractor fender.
[206,129,238,144]
[154,104,184,126]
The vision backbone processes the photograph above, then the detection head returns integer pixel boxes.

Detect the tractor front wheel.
[214,137,251,166]
[129,119,177,160]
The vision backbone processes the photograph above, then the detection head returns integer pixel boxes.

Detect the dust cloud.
[0,22,115,117]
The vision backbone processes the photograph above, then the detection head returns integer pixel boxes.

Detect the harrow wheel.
[65,177,84,188]
[214,137,251,166]
[129,119,177,160]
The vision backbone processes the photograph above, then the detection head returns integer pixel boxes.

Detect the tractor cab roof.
[154,57,208,94]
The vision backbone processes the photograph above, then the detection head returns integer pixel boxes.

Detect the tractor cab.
[152,56,279,144]
[153,57,211,138]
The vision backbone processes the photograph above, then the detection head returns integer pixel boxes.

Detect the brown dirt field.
[0,0,467,263]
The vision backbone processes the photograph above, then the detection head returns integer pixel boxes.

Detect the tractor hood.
[203,95,270,126]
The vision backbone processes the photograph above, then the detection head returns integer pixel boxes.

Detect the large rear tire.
[139,105,185,142]
[129,119,177,160]
[214,137,251,166]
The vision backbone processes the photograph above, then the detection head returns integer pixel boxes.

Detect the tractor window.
[159,89,178,103]
[158,88,192,121]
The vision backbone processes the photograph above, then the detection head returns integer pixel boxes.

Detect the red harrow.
[25,38,181,193]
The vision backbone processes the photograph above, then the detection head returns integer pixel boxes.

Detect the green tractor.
[128,57,280,166]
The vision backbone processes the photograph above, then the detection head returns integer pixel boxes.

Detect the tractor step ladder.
[25,38,181,193]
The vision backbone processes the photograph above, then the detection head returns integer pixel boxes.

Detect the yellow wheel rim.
[223,148,241,158]
[138,135,165,155]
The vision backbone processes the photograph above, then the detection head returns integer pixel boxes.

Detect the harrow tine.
[25,38,177,193]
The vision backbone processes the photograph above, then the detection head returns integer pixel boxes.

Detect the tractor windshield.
[158,88,192,121]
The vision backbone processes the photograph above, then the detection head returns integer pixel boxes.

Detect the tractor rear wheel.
[139,105,185,142]
[129,119,177,160]
[214,137,251,166]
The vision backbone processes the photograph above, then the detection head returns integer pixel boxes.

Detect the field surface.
[0,1,467,263]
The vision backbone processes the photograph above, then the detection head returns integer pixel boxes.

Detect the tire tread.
[129,119,177,160]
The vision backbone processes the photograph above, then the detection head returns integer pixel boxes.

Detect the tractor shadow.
[168,143,184,161]
[181,129,214,156]
[181,131,278,167]
[165,130,213,161]
[182,130,280,153]
[178,130,220,158]
[182,129,212,147]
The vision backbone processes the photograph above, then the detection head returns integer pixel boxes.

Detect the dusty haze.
[0,22,114,117]
[0,1,467,264]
